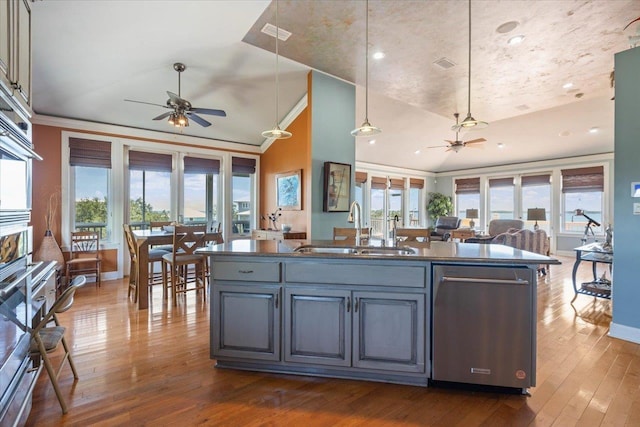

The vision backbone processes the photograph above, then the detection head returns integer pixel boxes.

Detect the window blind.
[521,174,550,186]
[370,176,387,189]
[409,178,424,189]
[355,171,367,184]
[69,137,112,168]
[455,177,480,194]
[232,157,256,174]
[489,177,514,188]
[561,166,603,193]
[184,156,220,174]
[128,151,172,172]
[389,178,404,190]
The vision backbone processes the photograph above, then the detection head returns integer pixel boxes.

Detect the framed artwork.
[276,169,302,210]
[323,162,351,212]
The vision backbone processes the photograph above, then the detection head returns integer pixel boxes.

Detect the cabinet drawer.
[213,261,281,282]
[286,262,425,288]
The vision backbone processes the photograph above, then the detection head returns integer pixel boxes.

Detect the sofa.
[430,216,461,241]
[465,219,524,244]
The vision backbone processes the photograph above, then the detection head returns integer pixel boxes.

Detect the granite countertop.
[197,239,561,266]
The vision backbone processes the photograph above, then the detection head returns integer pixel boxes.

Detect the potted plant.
[427,192,453,223]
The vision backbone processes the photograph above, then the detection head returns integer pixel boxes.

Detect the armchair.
[492,228,550,275]
[465,219,524,244]
[430,216,461,241]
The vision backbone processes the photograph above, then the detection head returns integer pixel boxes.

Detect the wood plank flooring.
[26,255,639,426]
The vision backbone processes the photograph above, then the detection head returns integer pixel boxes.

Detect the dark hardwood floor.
[26,255,639,426]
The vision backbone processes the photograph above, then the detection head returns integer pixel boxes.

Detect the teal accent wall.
[309,71,356,239]
[613,46,640,330]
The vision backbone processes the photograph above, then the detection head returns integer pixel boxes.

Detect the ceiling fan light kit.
[351,0,381,137]
[262,0,292,140]
[452,0,488,132]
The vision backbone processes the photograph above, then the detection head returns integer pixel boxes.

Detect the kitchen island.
[199,239,559,392]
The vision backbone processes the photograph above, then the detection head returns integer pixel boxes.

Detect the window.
[128,150,172,229]
[561,166,604,234]
[408,178,423,227]
[488,177,515,220]
[369,176,403,240]
[370,176,386,239]
[455,177,480,228]
[69,138,112,240]
[389,178,404,228]
[521,174,551,233]
[231,157,256,238]
[183,156,220,227]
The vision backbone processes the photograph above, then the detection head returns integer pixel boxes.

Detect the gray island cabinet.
[200,239,559,391]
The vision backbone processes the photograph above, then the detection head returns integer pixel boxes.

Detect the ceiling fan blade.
[426,144,448,149]
[464,138,487,145]
[444,140,455,144]
[124,99,169,109]
[186,112,212,127]
[167,91,184,103]
[191,107,227,117]
[152,111,172,121]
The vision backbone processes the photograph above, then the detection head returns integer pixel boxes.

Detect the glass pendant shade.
[262,125,292,139]
[351,119,381,137]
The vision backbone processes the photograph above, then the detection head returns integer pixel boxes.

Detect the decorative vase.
[34,230,65,267]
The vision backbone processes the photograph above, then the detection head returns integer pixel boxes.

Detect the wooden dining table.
[132,229,223,309]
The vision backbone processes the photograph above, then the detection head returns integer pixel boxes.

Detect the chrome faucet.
[348,201,362,246]
[392,214,400,246]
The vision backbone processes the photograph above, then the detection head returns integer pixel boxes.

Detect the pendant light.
[351,0,381,137]
[262,0,292,139]
[452,0,488,131]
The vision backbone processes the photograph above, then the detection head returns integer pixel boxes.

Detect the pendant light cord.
[275,0,280,126]
[364,0,369,122]
[467,0,471,115]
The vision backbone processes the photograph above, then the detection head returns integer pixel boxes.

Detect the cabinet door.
[352,292,425,373]
[15,0,30,106]
[284,287,351,367]
[211,284,281,361]
[0,0,12,85]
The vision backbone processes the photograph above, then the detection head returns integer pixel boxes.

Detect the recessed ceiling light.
[507,35,525,45]
[497,143,504,148]
[373,51,385,60]
[368,139,376,145]
[414,150,421,154]
[562,82,573,89]
[496,21,519,34]
[559,130,571,137]
[589,127,599,133]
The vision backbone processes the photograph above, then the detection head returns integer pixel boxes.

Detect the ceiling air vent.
[261,23,292,41]
[515,104,530,111]
[433,57,456,70]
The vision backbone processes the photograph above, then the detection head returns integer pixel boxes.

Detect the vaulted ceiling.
[31,1,640,172]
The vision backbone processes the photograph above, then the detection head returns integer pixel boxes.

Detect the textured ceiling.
[31,1,640,172]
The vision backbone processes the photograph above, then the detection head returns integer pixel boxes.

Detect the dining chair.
[162,225,208,305]
[149,220,176,252]
[395,228,431,243]
[66,231,101,287]
[123,224,169,303]
[333,227,371,244]
[30,275,87,414]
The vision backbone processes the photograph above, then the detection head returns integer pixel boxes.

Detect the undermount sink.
[294,245,416,256]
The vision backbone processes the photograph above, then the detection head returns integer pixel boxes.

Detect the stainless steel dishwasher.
[431,264,535,391]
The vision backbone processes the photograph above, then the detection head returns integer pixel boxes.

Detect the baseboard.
[609,322,640,344]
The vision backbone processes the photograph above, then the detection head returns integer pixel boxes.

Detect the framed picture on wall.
[276,169,302,210]
[323,162,351,212]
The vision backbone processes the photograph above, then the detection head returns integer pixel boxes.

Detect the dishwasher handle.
[441,276,528,286]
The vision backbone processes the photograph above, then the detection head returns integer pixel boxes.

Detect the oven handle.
[0,129,43,160]
[0,261,43,297]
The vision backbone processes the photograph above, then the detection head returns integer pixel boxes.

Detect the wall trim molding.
[356,161,435,177]
[32,114,261,153]
[260,94,308,153]
[609,322,640,345]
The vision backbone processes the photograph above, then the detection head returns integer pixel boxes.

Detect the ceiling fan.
[124,62,226,128]
[427,113,486,153]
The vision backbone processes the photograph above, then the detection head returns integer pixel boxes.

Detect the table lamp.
[466,208,478,230]
[527,208,546,230]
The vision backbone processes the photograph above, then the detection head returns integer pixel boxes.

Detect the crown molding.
[260,94,308,153]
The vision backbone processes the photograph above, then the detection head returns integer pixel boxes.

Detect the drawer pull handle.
[354,298,359,312]
[346,297,351,312]
[441,276,528,285]
[275,293,279,309]
[238,270,254,274]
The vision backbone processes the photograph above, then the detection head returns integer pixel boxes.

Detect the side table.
[571,243,613,302]
[450,228,476,242]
